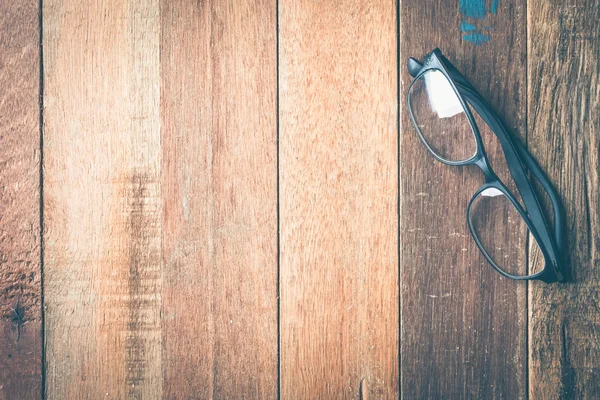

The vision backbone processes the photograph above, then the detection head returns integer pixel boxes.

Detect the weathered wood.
[279,1,398,397]
[43,0,162,397]
[399,1,528,398]
[0,1,42,399]
[160,0,278,398]
[528,0,600,398]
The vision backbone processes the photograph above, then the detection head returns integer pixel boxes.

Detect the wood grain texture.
[0,1,42,399]
[161,0,278,398]
[279,1,398,398]
[400,1,528,398]
[43,0,162,397]
[528,0,600,398]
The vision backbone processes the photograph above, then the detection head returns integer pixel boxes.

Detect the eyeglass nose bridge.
[473,154,498,183]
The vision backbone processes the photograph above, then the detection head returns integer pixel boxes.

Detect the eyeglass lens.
[469,187,544,276]
[408,69,477,162]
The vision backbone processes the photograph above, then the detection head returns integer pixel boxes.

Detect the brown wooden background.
[1,0,599,398]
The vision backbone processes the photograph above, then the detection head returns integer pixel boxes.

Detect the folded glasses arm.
[458,86,565,255]
[465,93,565,282]
[482,101,566,253]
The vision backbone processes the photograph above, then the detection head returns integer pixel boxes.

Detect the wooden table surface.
[1,0,598,398]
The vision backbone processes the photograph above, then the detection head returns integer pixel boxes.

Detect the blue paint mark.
[460,0,486,19]
[463,32,490,45]
[491,0,500,14]
[460,22,477,31]
[459,0,499,45]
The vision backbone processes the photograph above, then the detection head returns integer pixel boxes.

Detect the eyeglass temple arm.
[460,88,566,252]
[462,92,566,282]
[466,92,565,244]
[408,56,566,266]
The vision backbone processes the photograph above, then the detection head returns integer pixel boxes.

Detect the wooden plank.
[0,1,42,399]
[279,1,398,397]
[43,0,162,397]
[399,1,528,398]
[528,0,600,398]
[160,0,278,398]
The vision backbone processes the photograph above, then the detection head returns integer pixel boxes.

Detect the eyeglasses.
[406,49,566,283]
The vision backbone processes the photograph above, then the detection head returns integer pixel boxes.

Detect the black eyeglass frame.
[406,48,566,283]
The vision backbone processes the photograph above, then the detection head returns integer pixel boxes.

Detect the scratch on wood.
[359,377,368,400]
[428,294,451,299]
[560,320,576,398]
[9,297,28,342]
